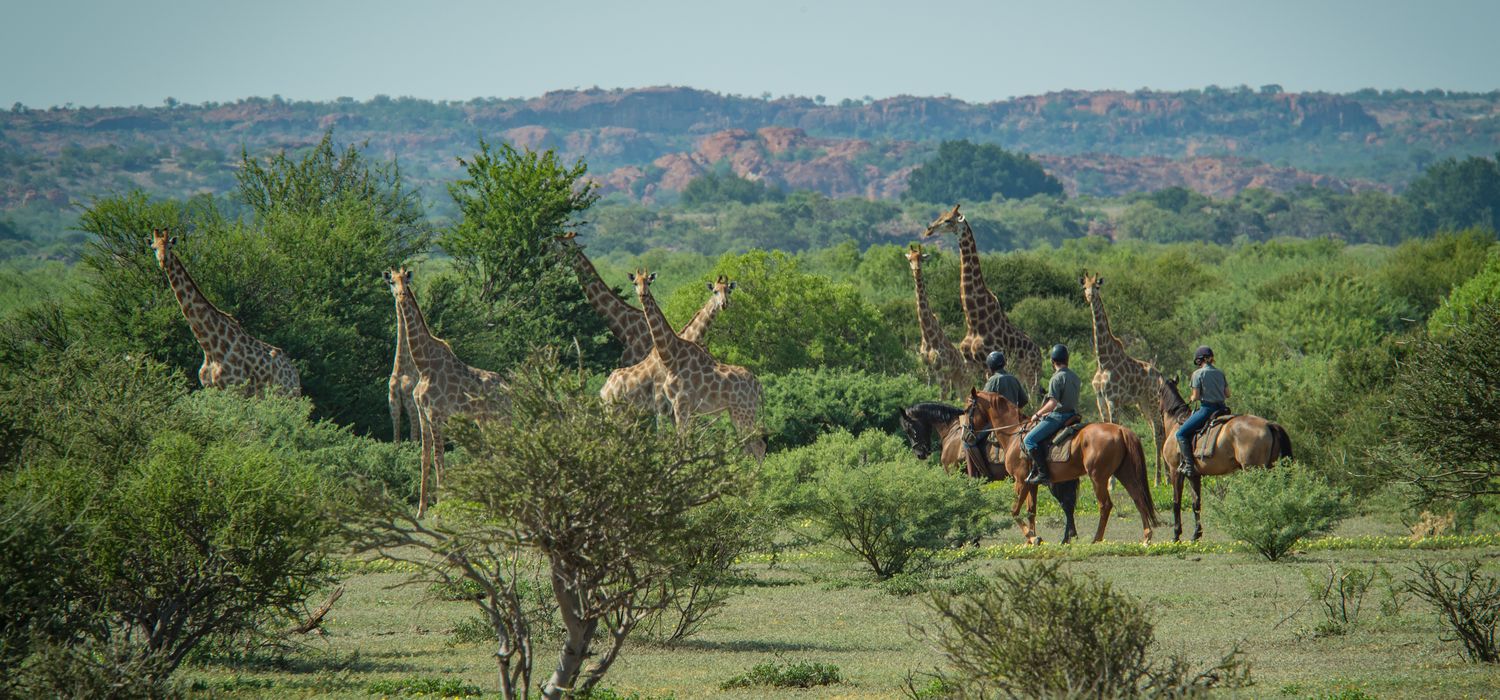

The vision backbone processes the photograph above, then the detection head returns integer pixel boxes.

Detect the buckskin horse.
[963,389,1158,545]
[1155,374,1293,541]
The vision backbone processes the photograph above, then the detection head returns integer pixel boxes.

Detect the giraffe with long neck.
[1082,272,1167,484]
[386,268,507,517]
[631,269,764,459]
[149,228,300,397]
[905,243,969,399]
[555,232,653,365]
[388,302,420,443]
[601,275,736,414]
[922,204,1042,391]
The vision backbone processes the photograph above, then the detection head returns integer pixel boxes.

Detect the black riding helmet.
[1194,345,1214,365]
[1050,344,1069,363]
[986,350,1006,372]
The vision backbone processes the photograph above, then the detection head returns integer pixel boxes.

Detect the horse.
[963,389,1158,545]
[898,402,971,473]
[1156,375,1294,541]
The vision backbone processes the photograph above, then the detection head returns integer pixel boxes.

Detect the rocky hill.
[1,86,1496,212]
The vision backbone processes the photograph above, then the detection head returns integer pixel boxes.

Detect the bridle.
[960,395,1026,479]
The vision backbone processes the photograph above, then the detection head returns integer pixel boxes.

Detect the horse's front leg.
[1190,475,1204,542]
[1172,474,1184,542]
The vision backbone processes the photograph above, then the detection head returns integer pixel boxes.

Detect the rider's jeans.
[1176,402,1227,442]
[1024,410,1077,452]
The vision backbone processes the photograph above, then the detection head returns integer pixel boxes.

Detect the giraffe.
[1082,272,1167,485]
[149,228,300,397]
[385,267,508,517]
[555,232,653,365]
[922,204,1042,391]
[387,299,420,443]
[905,243,969,399]
[629,269,765,459]
[600,274,736,415]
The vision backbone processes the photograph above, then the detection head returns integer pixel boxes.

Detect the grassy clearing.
[179,511,1500,699]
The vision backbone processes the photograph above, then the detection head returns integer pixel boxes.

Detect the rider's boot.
[1025,445,1051,485]
[1176,437,1199,478]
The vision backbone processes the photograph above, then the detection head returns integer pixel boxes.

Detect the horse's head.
[1159,373,1188,416]
[967,388,1022,435]
[897,407,933,460]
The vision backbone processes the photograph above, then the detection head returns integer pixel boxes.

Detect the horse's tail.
[1268,422,1293,466]
[1117,426,1159,527]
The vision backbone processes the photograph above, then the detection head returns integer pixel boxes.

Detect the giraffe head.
[554,230,580,250]
[149,227,177,268]
[1081,272,1105,304]
[921,204,965,239]
[384,267,415,304]
[627,268,657,301]
[905,242,931,271]
[706,274,737,310]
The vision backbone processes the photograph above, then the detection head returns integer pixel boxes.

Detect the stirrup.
[1177,459,1198,478]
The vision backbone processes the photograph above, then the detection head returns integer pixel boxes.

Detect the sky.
[2,0,1497,108]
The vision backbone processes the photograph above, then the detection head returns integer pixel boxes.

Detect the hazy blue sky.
[3,0,1496,108]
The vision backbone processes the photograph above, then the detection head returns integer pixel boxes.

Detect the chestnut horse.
[963,389,1157,545]
[1157,375,1293,541]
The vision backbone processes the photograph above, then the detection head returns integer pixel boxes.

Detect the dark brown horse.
[964,390,1158,544]
[1156,375,1293,541]
[899,402,981,476]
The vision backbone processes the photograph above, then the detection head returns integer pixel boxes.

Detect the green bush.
[1208,460,1351,561]
[777,430,999,577]
[759,368,933,452]
[720,658,844,690]
[913,561,1249,699]
[1304,564,1377,636]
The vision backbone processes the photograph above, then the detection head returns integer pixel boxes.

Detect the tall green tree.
[430,140,618,372]
[905,140,1064,204]
[1405,153,1500,233]
[79,132,430,435]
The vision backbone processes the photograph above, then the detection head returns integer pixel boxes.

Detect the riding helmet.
[1050,344,1069,363]
[1194,345,1214,364]
[986,350,1006,371]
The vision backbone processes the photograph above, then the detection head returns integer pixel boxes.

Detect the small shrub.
[1208,459,1351,561]
[447,615,493,646]
[784,430,1000,577]
[1304,565,1376,636]
[1405,559,1500,663]
[575,688,676,700]
[365,676,485,697]
[720,658,844,690]
[759,368,931,451]
[882,570,990,598]
[902,675,958,700]
[912,561,1250,699]
[12,637,176,700]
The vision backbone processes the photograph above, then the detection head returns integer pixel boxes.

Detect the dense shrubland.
[3,134,1499,693]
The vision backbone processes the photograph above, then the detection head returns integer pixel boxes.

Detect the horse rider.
[982,350,1029,412]
[1022,344,1082,485]
[1175,345,1231,478]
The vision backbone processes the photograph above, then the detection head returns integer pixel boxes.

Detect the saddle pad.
[1032,422,1087,464]
[1194,415,1234,460]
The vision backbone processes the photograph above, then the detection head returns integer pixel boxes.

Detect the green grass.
[178,516,1500,699]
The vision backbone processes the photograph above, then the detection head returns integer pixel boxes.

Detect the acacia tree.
[348,351,756,699]
[1385,302,1500,500]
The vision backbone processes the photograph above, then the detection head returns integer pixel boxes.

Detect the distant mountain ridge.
[2,86,1496,211]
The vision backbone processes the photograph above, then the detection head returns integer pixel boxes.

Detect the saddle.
[1191,408,1234,460]
[1017,415,1087,465]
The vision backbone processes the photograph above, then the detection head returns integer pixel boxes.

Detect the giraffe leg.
[389,378,403,444]
[406,391,421,443]
[416,410,433,519]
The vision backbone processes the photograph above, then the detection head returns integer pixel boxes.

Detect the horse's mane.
[907,402,964,424]
[1162,381,1192,421]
